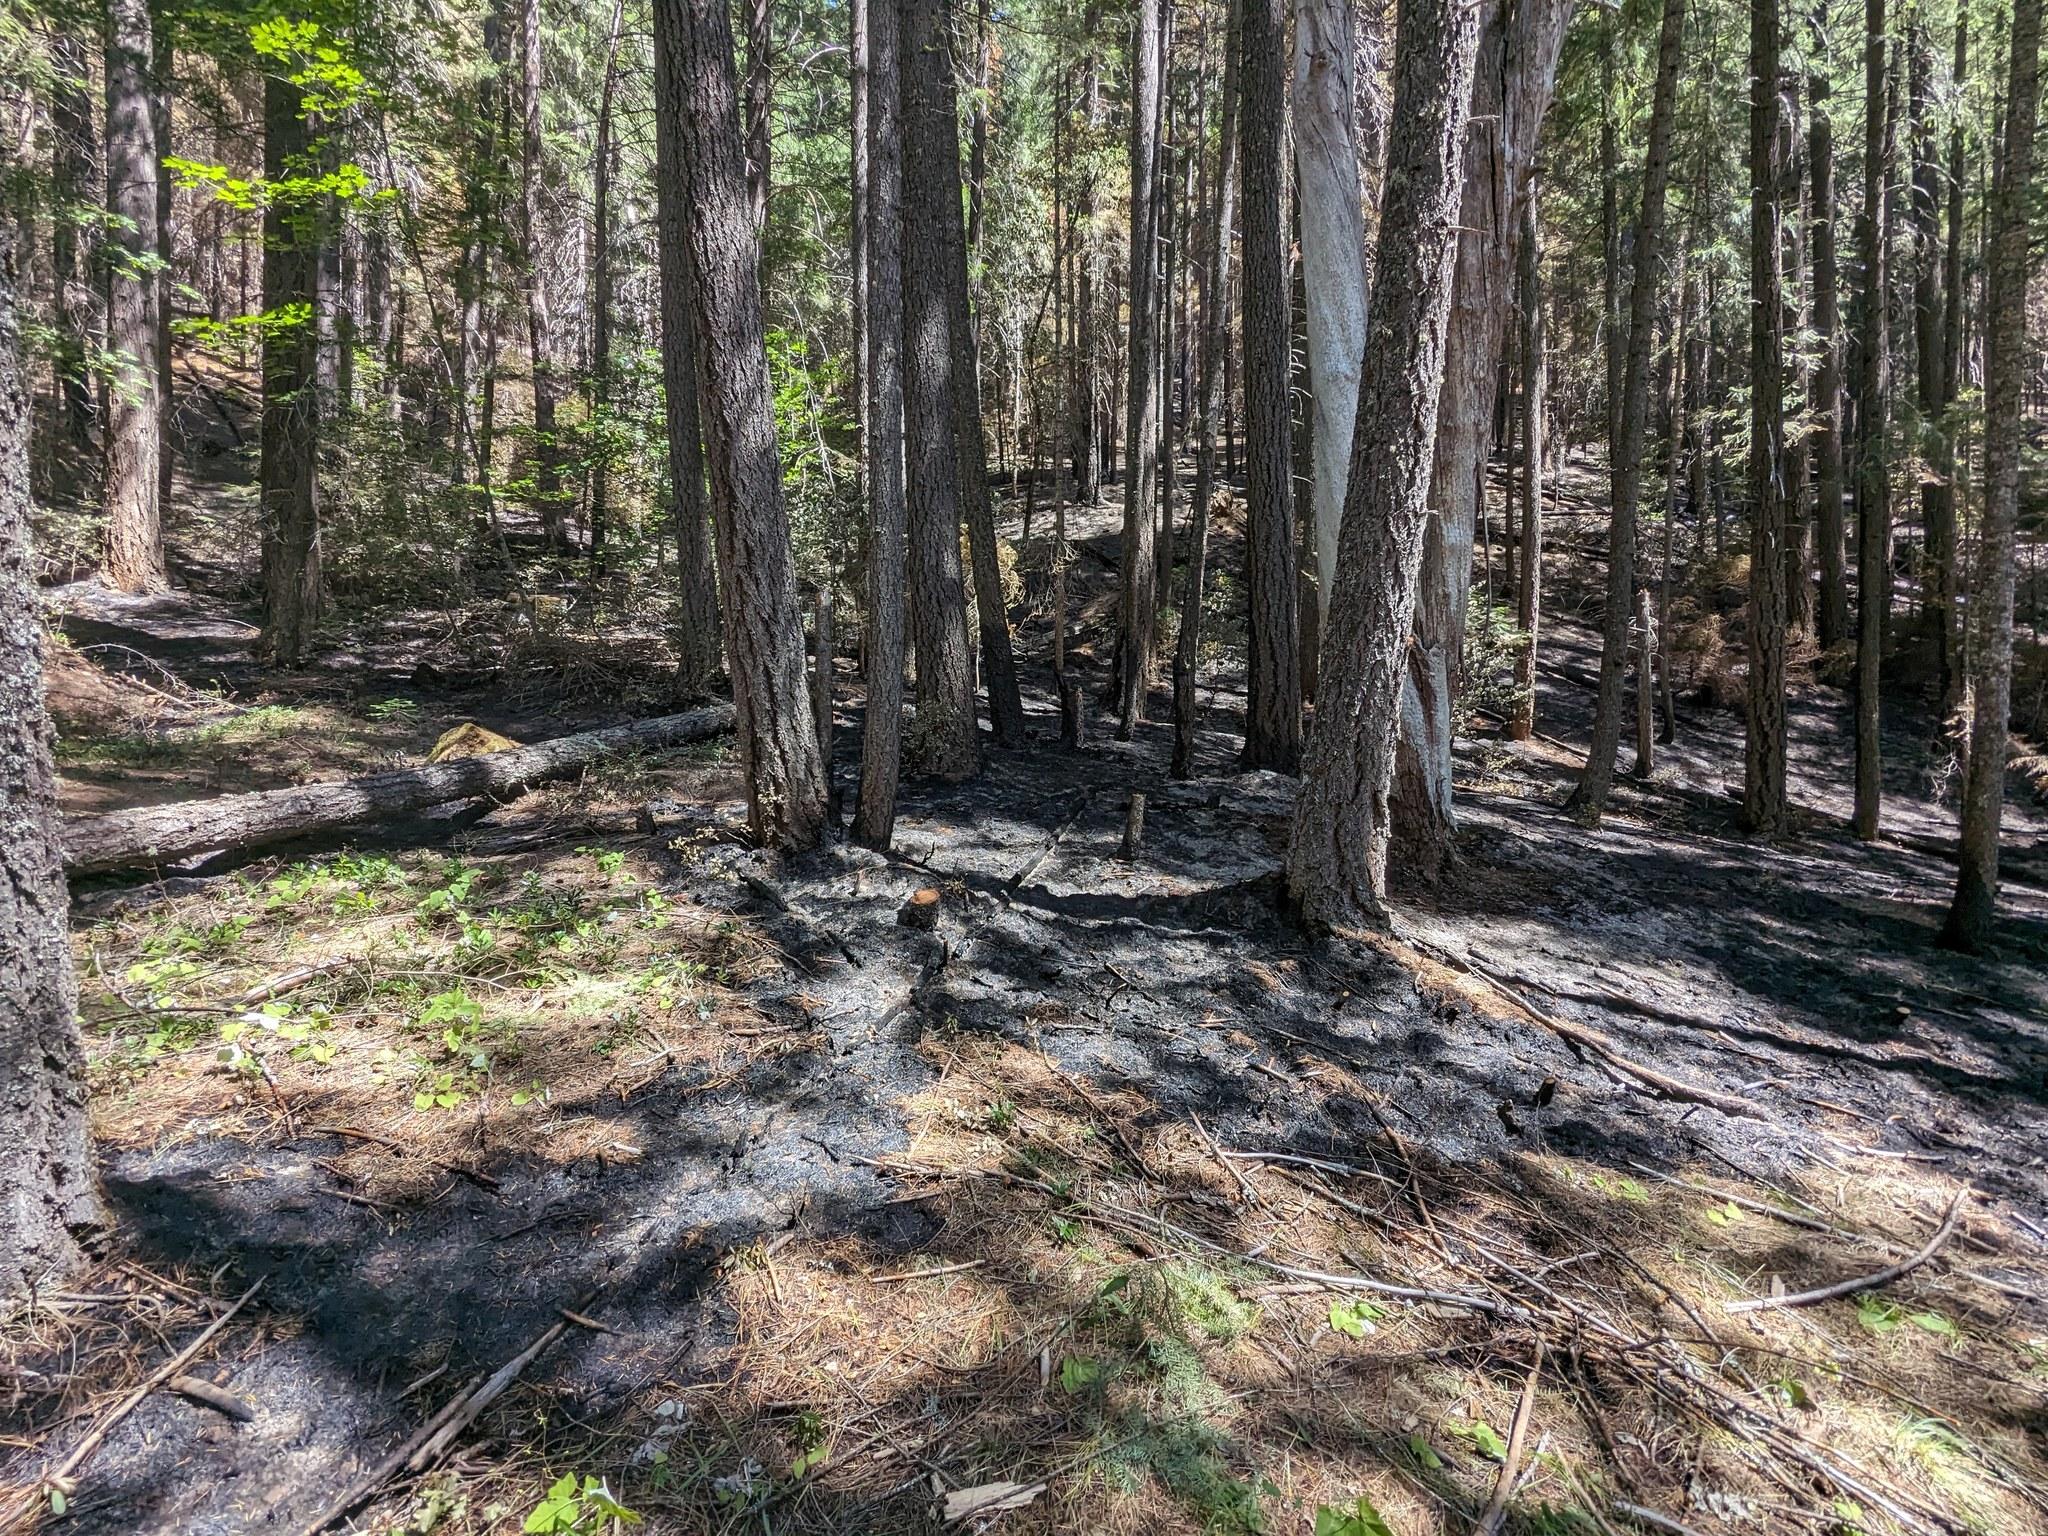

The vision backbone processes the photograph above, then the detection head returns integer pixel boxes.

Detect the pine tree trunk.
[1395,0,1570,869]
[1285,0,1479,930]
[1809,3,1850,651]
[1292,0,1369,608]
[1743,0,1789,835]
[924,0,1025,746]
[0,199,101,1300]
[899,0,982,780]
[1909,22,1955,700]
[589,1,623,567]
[1852,0,1890,842]
[745,0,773,232]
[653,3,725,693]
[1072,7,1101,505]
[51,33,101,470]
[853,0,909,846]
[103,0,167,593]
[1942,0,2038,948]
[1568,0,1686,821]
[151,24,173,516]
[652,0,829,849]
[1508,178,1542,743]
[1116,0,1164,738]
[1238,0,1300,772]
[519,0,564,550]
[259,76,322,666]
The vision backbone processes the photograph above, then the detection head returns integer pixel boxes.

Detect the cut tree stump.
[898,888,942,930]
[62,706,737,875]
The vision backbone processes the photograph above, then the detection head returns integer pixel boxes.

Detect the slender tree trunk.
[745,0,773,232]
[1072,7,1101,504]
[1509,177,1542,743]
[588,0,624,566]
[519,0,564,549]
[1600,13,1622,454]
[1238,0,1300,772]
[0,201,101,1300]
[1116,0,1164,737]
[1939,16,1966,426]
[1396,0,1570,868]
[151,21,173,516]
[922,0,1025,746]
[1783,75,1814,644]
[51,32,101,470]
[851,0,869,494]
[899,0,982,780]
[1909,21,1955,699]
[653,4,725,692]
[103,0,167,592]
[259,77,322,665]
[1293,0,1369,608]
[1810,1,1850,650]
[1743,0,1789,835]
[1174,0,1240,780]
[853,0,909,845]
[652,0,828,849]
[1285,0,1479,930]
[1569,0,1687,821]
[1943,0,2038,948]
[1852,0,1891,842]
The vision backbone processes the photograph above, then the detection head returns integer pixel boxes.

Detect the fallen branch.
[27,1278,263,1514]
[63,706,736,874]
[1726,1189,1970,1314]
[1475,1340,1544,1535]
[168,1374,257,1422]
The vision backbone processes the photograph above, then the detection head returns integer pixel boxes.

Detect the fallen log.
[62,706,736,875]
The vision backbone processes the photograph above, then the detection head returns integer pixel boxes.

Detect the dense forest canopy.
[0,0,2045,1525]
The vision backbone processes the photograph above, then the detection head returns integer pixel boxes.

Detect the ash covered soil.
[9,509,2048,1535]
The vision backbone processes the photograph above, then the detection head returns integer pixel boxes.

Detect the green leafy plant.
[523,1472,640,1534]
[1315,1496,1396,1536]
[1328,1297,1385,1339]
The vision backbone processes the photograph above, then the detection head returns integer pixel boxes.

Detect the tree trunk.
[259,76,322,666]
[64,710,737,875]
[103,0,167,593]
[853,0,909,846]
[1238,0,1300,772]
[0,203,101,1299]
[1293,0,1370,610]
[1116,0,1164,738]
[1743,0,1789,836]
[1852,0,1890,842]
[1909,21,1954,700]
[151,22,174,516]
[652,2,725,693]
[588,0,624,566]
[51,32,101,470]
[1072,8,1101,505]
[1942,0,2038,949]
[1508,177,1542,743]
[1396,0,1570,868]
[1809,2,1850,650]
[925,0,1025,747]
[1173,0,1241,780]
[1568,0,1686,822]
[745,0,773,232]
[1285,0,1479,930]
[899,0,982,780]
[519,0,564,550]
[653,0,829,849]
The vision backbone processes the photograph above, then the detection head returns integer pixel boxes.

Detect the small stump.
[898,888,942,930]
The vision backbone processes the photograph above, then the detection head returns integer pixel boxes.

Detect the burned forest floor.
[7,452,2048,1536]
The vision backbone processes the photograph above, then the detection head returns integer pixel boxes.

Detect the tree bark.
[103,0,167,593]
[653,0,829,849]
[854,0,909,845]
[0,201,101,1299]
[1942,0,2038,949]
[259,76,322,667]
[1285,0,1479,930]
[1292,0,1369,611]
[1908,21,1954,700]
[745,0,774,232]
[1173,0,1241,780]
[1568,0,1686,821]
[653,4,725,693]
[1852,0,1890,842]
[1396,0,1571,867]
[1743,0,1789,836]
[1238,0,1300,772]
[64,710,738,875]
[1809,1,1850,650]
[1508,177,1542,743]
[1117,0,1164,738]
[51,32,101,469]
[588,0,624,566]
[518,0,565,550]
[899,0,982,780]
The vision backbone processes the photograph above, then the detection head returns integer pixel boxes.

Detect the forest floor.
[6,456,2048,1536]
